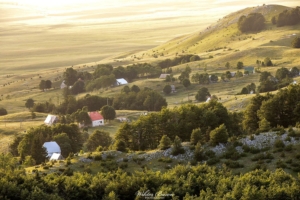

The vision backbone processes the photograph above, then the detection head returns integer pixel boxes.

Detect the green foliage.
[182,78,191,88]
[53,133,72,158]
[194,142,205,161]
[238,13,265,32]
[171,136,185,155]
[25,98,34,109]
[274,140,285,149]
[63,67,78,86]
[292,37,300,48]
[190,128,202,145]
[195,87,210,101]
[225,62,230,69]
[264,57,273,66]
[86,130,112,151]
[290,67,299,77]
[163,84,172,95]
[236,61,244,69]
[113,88,167,111]
[209,124,229,145]
[259,118,271,132]
[101,105,116,121]
[240,87,249,94]
[158,135,172,150]
[276,7,300,27]
[0,107,8,116]
[71,80,85,95]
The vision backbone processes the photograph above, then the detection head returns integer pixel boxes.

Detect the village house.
[88,111,104,127]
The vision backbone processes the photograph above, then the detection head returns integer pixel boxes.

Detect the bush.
[171,136,185,156]
[285,144,293,151]
[94,154,102,161]
[274,140,285,148]
[158,157,173,163]
[42,166,49,169]
[206,158,220,165]
[224,160,244,168]
[0,108,8,116]
[292,37,300,48]
[119,163,128,169]
[276,159,286,168]
[158,135,172,150]
[123,158,128,162]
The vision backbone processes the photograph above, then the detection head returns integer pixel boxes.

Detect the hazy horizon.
[1,0,299,71]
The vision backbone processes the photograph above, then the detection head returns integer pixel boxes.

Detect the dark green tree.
[182,78,191,88]
[195,87,210,102]
[71,80,85,95]
[86,130,112,151]
[101,105,116,121]
[63,67,78,86]
[131,85,140,93]
[264,57,273,66]
[158,135,172,150]
[25,98,34,109]
[237,62,244,69]
[190,128,202,145]
[209,124,228,145]
[39,80,46,91]
[121,85,131,94]
[194,142,205,161]
[30,138,47,164]
[210,74,218,82]
[0,107,7,116]
[275,67,290,81]
[171,136,185,155]
[292,37,300,48]
[238,13,265,32]
[163,84,172,95]
[290,67,299,77]
[53,133,72,158]
[45,80,52,89]
[241,87,249,94]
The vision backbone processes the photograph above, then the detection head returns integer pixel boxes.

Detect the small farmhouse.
[159,74,170,79]
[43,141,61,158]
[115,78,128,86]
[60,80,67,89]
[50,153,64,161]
[88,111,104,127]
[44,115,59,126]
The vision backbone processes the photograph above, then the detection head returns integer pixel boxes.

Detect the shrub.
[274,140,285,148]
[285,144,293,152]
[106,154,115,160]
[119,163,128,169]
[209,124,229,145]
[94,154,102,161]
[276,159,286,168]
[224,160,244,168]
[292,37,300,48]
[0,108,8,116]
[206,158,220,165]
[158,135,172,150]
[42,166,49,169]
[123,158,128,162]
[204,150,216,158]
[171,136,185,156]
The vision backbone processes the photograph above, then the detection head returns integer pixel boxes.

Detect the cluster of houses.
[44,112,104,127]
[60,78,128,89]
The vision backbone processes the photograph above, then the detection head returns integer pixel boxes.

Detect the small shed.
[44,115,58,126]
[88,111,104,127]
[159,74,170,79]
[60,80,67,89]
[115,78,128,86]
[43,141,61,158]
[50,153,64,161]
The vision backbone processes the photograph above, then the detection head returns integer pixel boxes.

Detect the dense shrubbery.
[1,153,300,200]
[238,13,265,33]
[157,54,200,69]
[244,84,300,132]
[115,101,243,151]
[0,107,8,116]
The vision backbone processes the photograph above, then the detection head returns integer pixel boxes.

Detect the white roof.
[43,141,61,157]
[116,78,128,85]
[44,115,58,125]
[159,74,170,79]
[50,153,63,160]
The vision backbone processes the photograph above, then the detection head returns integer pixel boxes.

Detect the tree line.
[115,101,243,151]
[272,7,300,27]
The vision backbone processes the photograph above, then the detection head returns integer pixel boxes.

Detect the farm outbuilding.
[44,115,59,126]
[88,111,104,127]
[115,78,128,86]
[50,153,64,161]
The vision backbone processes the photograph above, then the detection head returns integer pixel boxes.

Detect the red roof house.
[88,112,104,127]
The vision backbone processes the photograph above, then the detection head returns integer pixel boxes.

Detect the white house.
[44,115,58,126]
[43,141,61,158]
[159,74,170,79]
[88,111,104,127]
[50,153,64,161]
[60,80,67,89]
[115,78,128,86]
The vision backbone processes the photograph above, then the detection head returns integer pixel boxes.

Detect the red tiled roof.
[88,112,103,121]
